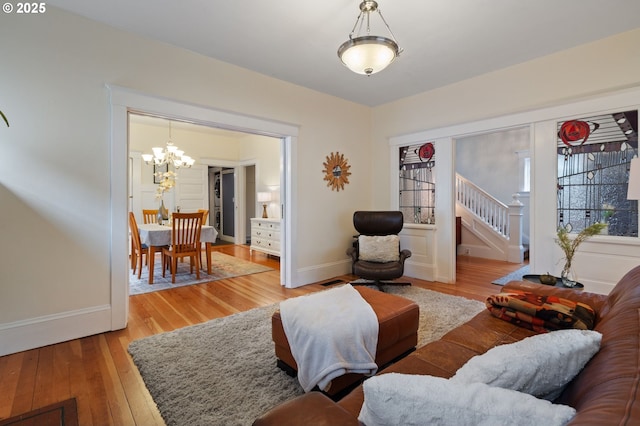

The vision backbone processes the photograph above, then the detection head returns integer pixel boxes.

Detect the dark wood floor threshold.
[0,398,78,426]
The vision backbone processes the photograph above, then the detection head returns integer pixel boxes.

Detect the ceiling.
[48,0,640,107]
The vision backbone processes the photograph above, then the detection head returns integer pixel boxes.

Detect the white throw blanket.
[280,284,379,392]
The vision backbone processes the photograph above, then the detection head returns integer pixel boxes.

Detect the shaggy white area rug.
[128,285,485,426]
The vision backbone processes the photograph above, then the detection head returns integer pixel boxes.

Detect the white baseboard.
[0,305,112,357]
[294,258,436,287]
[457,243,507,261]
[577,279,615,295]
[293,259,352,288]
[404,259,436,281]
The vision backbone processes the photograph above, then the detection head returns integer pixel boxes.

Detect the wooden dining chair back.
[198,209,209,225]
[129,212,148,279]
[142,209,158,224]
[197,209,210,267]
[162,212,203,283]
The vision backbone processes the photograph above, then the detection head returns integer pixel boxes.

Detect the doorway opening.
[128,113,282,286]
[454,127,531,264]
[109,85,298,329]
[208,166,236,242]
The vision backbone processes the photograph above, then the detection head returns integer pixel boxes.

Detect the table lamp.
[257,192,272,218]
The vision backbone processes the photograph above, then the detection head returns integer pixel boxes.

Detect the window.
[399,142,436,224]
[517,150,531,193]
[556,110,638,236]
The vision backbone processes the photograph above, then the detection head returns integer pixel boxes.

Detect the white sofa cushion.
[358,373,576,426]
[450,329,602,400]
[358,235,400,263]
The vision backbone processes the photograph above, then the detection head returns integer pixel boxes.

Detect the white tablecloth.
[138,223,219,247]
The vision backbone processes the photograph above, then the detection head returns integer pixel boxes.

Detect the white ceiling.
[48,0,640,107]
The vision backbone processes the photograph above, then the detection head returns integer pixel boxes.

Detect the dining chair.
[162,212,203,283]
[198,209,209,225]
[129,212,149,279]
[197,209,210,268]
[143,209,158,224]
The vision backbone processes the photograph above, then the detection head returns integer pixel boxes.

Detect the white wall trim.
[400,224,438,282]
[200,158,241,168]
[404,261,436,282]
[295,259,352,285]
[390,86,640,144]
[282,136,296,286]
[0,305,111,357]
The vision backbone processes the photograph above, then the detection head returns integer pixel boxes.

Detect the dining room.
[127,114,282,293]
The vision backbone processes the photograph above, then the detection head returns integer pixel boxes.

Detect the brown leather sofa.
[254,266,640,425]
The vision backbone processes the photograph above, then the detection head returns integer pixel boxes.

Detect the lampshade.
[338,36,399,75]
[257,192,272,203]
[627,157,640,199]
[338,1,401,76]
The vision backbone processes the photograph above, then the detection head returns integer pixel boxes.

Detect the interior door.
[175,165,208,214]
[222,170,235,239]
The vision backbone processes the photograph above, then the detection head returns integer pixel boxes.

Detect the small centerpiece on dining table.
[555,222,606,287]
[155,170,176,224]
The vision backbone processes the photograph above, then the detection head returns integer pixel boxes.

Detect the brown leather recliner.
[346,211,412,286]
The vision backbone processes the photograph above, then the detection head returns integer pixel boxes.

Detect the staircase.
[455,174,525,263]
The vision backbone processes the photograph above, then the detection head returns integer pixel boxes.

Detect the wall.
[0,7,369,355]
[373,29,640,292]
[129,118,281,218]
[238,134,281,219]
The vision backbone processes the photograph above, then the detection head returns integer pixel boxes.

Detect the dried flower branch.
[555,222,606,269]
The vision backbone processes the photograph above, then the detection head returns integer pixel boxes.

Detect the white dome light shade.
[338,1,402,76]
[338,36,399,75]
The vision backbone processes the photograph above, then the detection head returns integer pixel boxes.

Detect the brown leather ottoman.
[272,286,419,397]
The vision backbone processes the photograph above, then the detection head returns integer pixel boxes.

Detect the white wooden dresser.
[250,218,281,257]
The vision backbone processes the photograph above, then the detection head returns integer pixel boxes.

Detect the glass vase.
[561,262,577,288]
[158,199,169,225]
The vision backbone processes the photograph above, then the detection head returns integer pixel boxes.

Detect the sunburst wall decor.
[323,151,351,191]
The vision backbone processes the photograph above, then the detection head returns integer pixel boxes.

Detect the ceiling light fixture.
[141,121,195,169]
[338,1,402,76]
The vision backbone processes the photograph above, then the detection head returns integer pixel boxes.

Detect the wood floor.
[0,245,526,425]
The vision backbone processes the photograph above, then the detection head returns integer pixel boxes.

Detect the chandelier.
[141,121,195,169]
[337,1,402,76]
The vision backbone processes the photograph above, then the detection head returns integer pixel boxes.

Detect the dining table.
[138,223,219,284]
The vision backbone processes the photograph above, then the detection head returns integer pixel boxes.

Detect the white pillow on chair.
[358,235,400,263]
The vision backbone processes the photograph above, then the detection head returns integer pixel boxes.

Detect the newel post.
[507,193,524,263]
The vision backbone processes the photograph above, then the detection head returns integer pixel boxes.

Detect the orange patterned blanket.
[486,290,595,333]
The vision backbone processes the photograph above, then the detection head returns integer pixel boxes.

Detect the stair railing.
[455,174,509,237]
